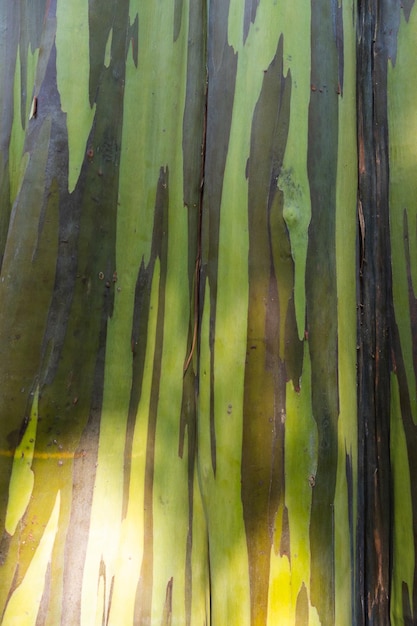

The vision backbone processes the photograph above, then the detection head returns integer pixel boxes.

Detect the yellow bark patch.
[2,491,61,626]
[5,387,39,536]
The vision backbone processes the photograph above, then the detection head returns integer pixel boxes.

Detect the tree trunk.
[0,1,415,625]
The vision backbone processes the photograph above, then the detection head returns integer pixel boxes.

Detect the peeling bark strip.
[241,36,293,626]
[306,0,340,623]
[135,167,169,625]
[200,0,237,475]
[357,1,395,624]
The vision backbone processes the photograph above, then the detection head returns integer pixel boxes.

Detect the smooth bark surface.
[0,1,415,625]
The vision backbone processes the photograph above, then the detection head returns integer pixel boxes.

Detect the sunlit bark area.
[0,1,415,625]
[0,1,207,623]
[198,2,357,625]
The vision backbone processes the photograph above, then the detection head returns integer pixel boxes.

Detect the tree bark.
[0,1,416,625]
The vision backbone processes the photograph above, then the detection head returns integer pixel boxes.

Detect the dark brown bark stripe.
[357,1,394,623]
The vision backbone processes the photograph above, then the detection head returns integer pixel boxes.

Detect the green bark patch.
[388,5,417,622]
[135,167,169,625]
[241,35,293,626]
[306,0,340,623]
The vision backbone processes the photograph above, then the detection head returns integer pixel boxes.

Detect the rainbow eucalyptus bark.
[1,0,417,625]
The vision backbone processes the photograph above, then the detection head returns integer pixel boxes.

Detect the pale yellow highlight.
[267,553,292,624]
[279,350,317,624]
[267,551,322,625]
[1,491,61,626]
[94,577,106,626]
[80,380,128,625]
[5,387,39,536]
[105,260,159,626]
